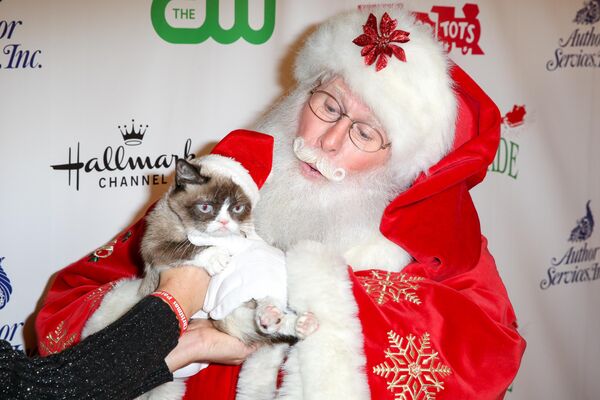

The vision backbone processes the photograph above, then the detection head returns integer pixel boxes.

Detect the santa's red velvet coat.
[35,64,526,399]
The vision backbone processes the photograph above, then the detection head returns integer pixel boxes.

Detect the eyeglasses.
[308,89,391,153]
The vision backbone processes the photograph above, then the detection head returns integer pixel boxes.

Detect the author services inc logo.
[0,18,42,69]
[0,256,24,352]
[0,257,13,310]
[546,0,600,71]
[50,120,195,191]
[151,0,276,44]
[540,201,599,289]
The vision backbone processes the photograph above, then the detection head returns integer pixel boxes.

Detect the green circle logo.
[151,0,276,45]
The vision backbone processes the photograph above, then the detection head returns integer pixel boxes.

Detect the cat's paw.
[196,247,231,276]
[255,304,283,334]
[295,312,319,339]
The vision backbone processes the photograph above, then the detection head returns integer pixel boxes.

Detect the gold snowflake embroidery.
[373,330,452,400]
[357,271,424,305]
[39,320,77,355]
[84,282,117,310]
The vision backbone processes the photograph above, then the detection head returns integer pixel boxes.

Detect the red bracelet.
[150,290,188,335]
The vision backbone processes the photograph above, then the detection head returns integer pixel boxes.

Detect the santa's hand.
[200,241,287,320]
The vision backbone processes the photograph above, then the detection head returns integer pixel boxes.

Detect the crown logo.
[118,119,148,146]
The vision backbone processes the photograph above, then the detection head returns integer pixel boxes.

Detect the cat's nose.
[219,219,229,225]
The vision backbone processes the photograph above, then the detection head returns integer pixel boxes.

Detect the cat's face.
[167,159,253,237]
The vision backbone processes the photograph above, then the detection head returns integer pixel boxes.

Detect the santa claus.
[35,6,525,400]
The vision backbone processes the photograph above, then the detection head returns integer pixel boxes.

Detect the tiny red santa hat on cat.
[203,129,274,206]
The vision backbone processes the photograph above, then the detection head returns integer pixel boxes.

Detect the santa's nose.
[319,120,349,153]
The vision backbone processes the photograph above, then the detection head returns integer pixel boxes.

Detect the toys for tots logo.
[546,0,600,71]
[413,3,484,55]
[540,201,600,289]
[50,120,195,191]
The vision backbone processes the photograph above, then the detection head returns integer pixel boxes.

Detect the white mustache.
[293,137,346,182]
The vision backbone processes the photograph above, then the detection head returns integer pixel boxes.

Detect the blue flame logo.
[569,201,595,242]
[0,257,12,310]
[574,0,600,25]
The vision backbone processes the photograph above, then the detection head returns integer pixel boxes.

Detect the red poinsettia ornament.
[353,12,410,71]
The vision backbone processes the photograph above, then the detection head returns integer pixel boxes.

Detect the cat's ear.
[175,159,210,187]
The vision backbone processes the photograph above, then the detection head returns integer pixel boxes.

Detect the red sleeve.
[352,238,525,399]
[35,218,145,356]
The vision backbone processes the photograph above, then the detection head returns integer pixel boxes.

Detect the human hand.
[165,319,257,373]
[200,241,287,320]
[157,266,210,317]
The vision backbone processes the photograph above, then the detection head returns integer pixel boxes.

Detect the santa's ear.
[175,159,210,187]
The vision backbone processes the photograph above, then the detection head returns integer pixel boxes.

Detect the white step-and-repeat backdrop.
[1,1,599,399]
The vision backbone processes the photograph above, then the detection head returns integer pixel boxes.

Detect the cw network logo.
[0,257,13,310]
[540,201,599,289]
[151,0,276,44]
[50,120,195,191]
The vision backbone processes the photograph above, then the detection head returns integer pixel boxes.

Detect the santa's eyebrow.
[329,85,383,129]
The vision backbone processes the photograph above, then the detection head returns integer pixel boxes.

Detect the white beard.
[252,86,400,255]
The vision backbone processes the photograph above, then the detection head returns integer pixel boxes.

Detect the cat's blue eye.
[198,203,213,213]
[232,204,245,214]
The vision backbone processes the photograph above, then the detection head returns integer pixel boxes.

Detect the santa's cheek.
[346,151,389,173]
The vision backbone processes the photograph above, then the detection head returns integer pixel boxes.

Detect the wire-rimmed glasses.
[308,89,391,153]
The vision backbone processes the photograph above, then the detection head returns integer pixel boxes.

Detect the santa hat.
[199,129,273,207]
[294,6,457,185]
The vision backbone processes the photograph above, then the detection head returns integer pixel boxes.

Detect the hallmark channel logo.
[119,119,148,146]
[0,19,42,69]
[540,201,600,289]
[151,0,276,45]
[546,0,600,71]
[50,120,195,191]
[0,257,13,310]
[413,3,484,55]
[488,105,527,180]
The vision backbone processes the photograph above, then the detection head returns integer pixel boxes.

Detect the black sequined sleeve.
[0,296,180,400]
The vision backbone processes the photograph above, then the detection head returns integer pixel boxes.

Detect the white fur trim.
[344,231,413,272]
[237,344,289,400]
[199,154,260,206]
[294,6,457,187]
[277,240,370,400]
